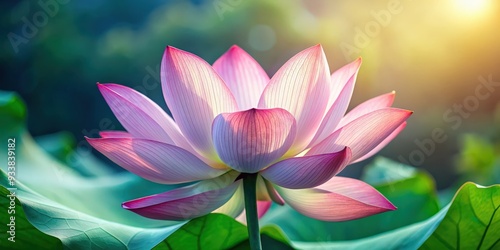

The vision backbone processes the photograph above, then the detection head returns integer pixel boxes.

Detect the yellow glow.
[455,0,488,14]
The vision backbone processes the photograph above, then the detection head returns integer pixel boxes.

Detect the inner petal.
[212,108,297,173]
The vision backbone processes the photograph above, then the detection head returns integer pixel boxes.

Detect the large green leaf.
[155,214,293,250]
[421,183,500,249]
[261,158,440,241]
[154,214,248,250]
[0,186,62,249]
[291,182,500,249]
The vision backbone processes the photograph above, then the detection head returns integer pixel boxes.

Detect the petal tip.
[229,44,242,51]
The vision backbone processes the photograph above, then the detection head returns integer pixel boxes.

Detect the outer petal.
[275,177,396,221]
[212,185,245,218]
[309,73,360,148]
[353,122,407,163]
[99,131,131,138]
[213,45,269,110]
[86,137,226,184]
[97,84,191,151]
[123,173,241,220]
[161,46,238,159]
[307,108,412,162]
[258,45,331,154]
[236,201,272,224]
[337,91,396,129]
[328,58,362,107]
[261,147,351,189]
[212,108,296,173]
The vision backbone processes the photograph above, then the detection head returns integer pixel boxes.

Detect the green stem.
[243,173,262,250]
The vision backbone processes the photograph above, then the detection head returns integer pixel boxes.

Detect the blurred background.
[1,0,499,189]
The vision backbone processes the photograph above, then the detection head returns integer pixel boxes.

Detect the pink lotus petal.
[275,177,396,221]
[86,137,226,184]
[161,46,238,159]
[98,84,191,149]
[99,131,131,138]
[212,108,296,173]
[308,59,361,147]
[328,58,362,107]
[212,185,245,218]
[261,147,351,189]
[213,45,269,110]
[337,91,396,129]
[258,45,331,154]
[307,108,412,162]
[353,122,407,163]
[236,201,273,224]
[123,173,241,220]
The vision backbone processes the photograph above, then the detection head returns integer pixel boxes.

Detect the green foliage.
[155,214,248,250]
[0,91,26,135]
[455,134,500,185]
[155,214,292,250]
[421,183,500,249]
[0,186,62,249]
[291,183,500,249]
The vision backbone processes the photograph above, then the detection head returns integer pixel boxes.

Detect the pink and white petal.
[123,174,241,220]
[86,137,227,184]
[258,45,331,154]
[275,177,396,221]
[213,45,269,110]
[97,84,192,150]
[236,201,273,224]
[353,122,407,163]
[309,73,358,147]
[212,108,296,173]
[212,185,245,218]
[161,46,238,159]
[337,91,396,129]
[99,131,132,138]
[261,147,351,189]
[307,108,412,162]
[328,58,362,107]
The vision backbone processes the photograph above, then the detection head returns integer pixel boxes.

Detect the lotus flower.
[87,45,412,223]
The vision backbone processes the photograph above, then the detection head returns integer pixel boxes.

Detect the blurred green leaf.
[291,182,500,249]
[0,91,26,135]
[455,134,500,185]
[34,131,75,163]
[0,186,62,249]
[262,158,440,241]
[362,157,418,185]
[34,131,117,177]
[457,134,496,174]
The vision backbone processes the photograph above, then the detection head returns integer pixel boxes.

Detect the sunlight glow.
[455,0,488,14]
